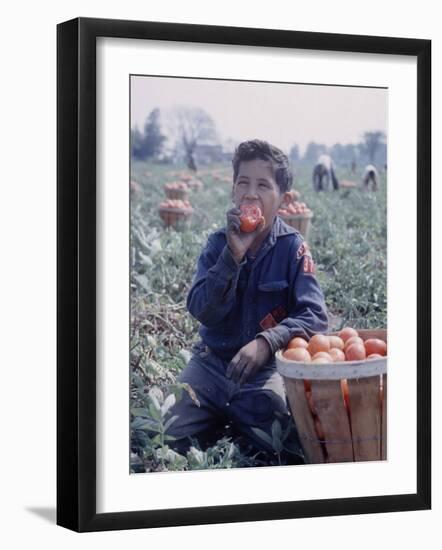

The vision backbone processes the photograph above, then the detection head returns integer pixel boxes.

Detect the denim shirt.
[187,216,328,361]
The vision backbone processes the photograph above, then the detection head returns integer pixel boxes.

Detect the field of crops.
[130,160,387,472]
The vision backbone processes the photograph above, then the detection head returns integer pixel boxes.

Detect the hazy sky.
[131,75,387,154]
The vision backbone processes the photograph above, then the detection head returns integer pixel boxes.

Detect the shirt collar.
[268,215,298,245]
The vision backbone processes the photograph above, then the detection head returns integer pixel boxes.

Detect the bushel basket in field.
[276,329,387,464]
[158,204,193,229]
[280,211,313,240]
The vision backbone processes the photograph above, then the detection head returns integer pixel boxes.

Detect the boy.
[168,139,328,461]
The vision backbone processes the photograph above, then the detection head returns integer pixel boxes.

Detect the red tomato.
[308,334,331,356]
[339,327,359,342]
[239,204,264,232]
[344,336,364,350]
[287,336,309,350]
[328,335,345,350]
[364,339,387,357]
[329,348,346,362]
[345,343,367,361]
[283,347,312,362]
[312,351,333,362]
[311,356,330,364]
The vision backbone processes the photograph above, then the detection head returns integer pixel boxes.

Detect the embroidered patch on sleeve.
[296,241,312,259]
[259,313,278,330]
[259,306,287,330]
[303,255,316,275]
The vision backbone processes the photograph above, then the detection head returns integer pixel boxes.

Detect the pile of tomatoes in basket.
[159,199,193,211]
[283,327,387,364]
[164,181,189,191]
[278,201,312,217]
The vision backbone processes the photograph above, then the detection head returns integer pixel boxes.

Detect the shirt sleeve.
[256,238,329,354]
[187,234,246,327]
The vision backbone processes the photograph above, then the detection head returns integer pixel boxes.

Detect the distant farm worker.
[362,164,379,191]
[312,154,339,191]
[168,139,328,463]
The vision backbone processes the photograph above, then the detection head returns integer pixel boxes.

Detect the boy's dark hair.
[232,139,293,193]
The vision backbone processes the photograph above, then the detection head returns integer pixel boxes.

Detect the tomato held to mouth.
[239,204,265,233]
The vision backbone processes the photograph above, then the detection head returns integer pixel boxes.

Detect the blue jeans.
[167,341,303,460]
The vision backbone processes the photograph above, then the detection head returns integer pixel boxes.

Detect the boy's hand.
[226,207,265,263]
[226,337,272,385]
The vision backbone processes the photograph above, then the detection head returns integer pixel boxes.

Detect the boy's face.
[232,159,291,230]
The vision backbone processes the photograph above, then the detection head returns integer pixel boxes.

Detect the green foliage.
[130,381,197,472]
[186,438,258,470]
[130,380,260,472]
[252,415,305,466]
[293,165,387,329]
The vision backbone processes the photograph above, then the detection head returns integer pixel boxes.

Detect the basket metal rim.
[275,350,387,380]
[158,207,193,214]
[279,211,313,220]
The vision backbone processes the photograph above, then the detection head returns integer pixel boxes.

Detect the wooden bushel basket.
[276,329,387,464]
[158,207,193,229]
[281,211,313,240]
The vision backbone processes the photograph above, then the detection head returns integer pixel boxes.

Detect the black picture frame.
[57,17,431,532]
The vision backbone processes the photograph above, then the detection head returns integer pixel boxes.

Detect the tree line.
[132,107,386,171]
[289,133,386,170]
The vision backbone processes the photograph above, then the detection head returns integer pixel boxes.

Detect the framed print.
[57,17,431,532]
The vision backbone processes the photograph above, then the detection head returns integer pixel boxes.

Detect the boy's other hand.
[226,337,272,385]
[226,207,265,263]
